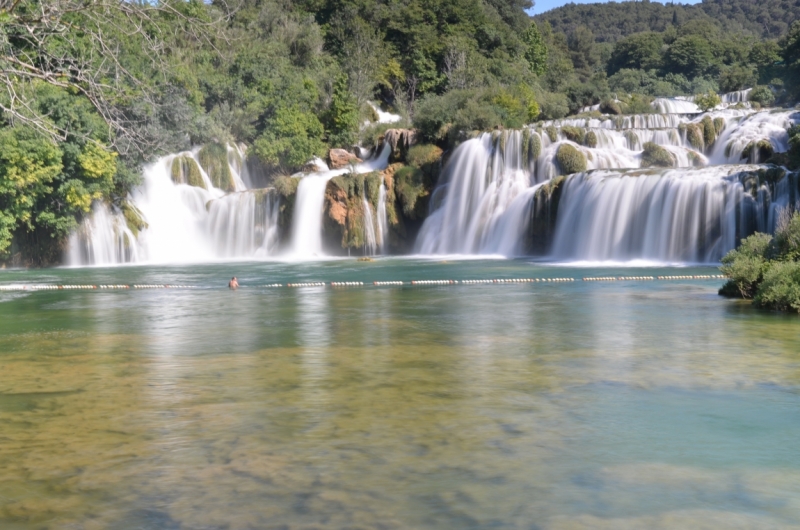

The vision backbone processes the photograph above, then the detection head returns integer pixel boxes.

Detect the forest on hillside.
[2,0,800,266]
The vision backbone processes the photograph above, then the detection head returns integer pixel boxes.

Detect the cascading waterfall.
[290,143,392,258]
[417,94,800,262]
[68,145,281,265]
[550,166,780,263]
[377,184,388,253]
[362,196,378,255]
[67,203,140,266]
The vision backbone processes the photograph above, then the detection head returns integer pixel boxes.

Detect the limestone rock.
[328,149,362,169]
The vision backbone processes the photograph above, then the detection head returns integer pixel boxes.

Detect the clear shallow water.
[1,259,799,529]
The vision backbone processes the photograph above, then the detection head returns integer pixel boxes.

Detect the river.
[1,259,799,529]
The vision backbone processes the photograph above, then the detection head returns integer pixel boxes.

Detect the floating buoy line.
[0,275,727,292]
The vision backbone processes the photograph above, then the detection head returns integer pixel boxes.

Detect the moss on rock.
[545,126,558,142]
[685,124,704,150]
[701,116,717,149]
[560,126,585,145]
[171,156,206,189]
[585,131,598,148]
[556,144,587,175]
[641,142,675,168]
[743,140,775,163]
[713,117,725,136]
[198,143,235,192]
[121,201,148,238]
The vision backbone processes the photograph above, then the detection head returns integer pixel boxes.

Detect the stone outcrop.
[328,149,362,169]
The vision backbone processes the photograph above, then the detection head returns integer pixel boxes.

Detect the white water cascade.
[362,195,378,255]
[377,184,388,253]
[68,145,280,265]
[290,143,392,258]
[417,96,800,263]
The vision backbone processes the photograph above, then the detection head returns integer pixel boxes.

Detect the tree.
[694,90,721,111]
[607,33,664,75]
[0,127,63,257]
[325,74,359,148]
[522,22,548,76]
[666,35,715,78]
[0,0,228,157]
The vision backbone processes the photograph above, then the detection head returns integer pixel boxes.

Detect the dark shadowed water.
[1,259,799,529]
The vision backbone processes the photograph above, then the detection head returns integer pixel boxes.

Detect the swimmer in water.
[228,277,239,290]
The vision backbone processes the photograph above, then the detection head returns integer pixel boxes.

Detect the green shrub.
[585,131,598,148]
[701,116,717,148]
[753,261,800,312]
[719,232,773,298]
[622,94,655,114]
[599,99,622,115]
[556,144,587,174]
[641,142,674,168]
[545,126,558,142]
[694,90,721,112]
[748,86,775,107]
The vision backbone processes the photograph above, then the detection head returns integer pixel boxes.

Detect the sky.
[528,0,703,16]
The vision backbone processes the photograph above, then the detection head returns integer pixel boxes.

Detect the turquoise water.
[1,259,799,529]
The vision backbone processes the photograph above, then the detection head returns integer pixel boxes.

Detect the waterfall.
[289,143,392,258]
[68,145,280,265]
[377,184,388,253]
[67,203,140,266]
[551,167,739,263]
[362,196,377,255]
[416,132,533,254]
[417,102,800,262]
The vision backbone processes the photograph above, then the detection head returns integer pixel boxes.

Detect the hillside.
[534,0,800,43]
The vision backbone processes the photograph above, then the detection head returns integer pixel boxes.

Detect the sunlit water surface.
[1,259,799,529]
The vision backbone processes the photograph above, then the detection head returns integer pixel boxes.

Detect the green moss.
[687,151,705,167]
[530,132,542,160]
[406,144,443,169]
[545,126,558,142]
[560,126,585,145]
[624,130,640,150]
[701,116,716,148]
[521,128,531,160]
[641,142,675,168]
[686,124,704,150]
[556,144,587,175]
[585,131,598,148]
[171,156,206,190]
[198,143,235,192]
[713,117,725,136]
[394,166,427,218]
[743,140,774,163]
[121,201,148,238]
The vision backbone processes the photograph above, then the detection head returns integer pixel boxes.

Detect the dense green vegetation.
[720,210,800,313]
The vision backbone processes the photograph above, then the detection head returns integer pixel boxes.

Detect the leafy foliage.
[720,211,800,312]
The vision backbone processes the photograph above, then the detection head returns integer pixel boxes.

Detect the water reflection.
[0,262,799,529]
